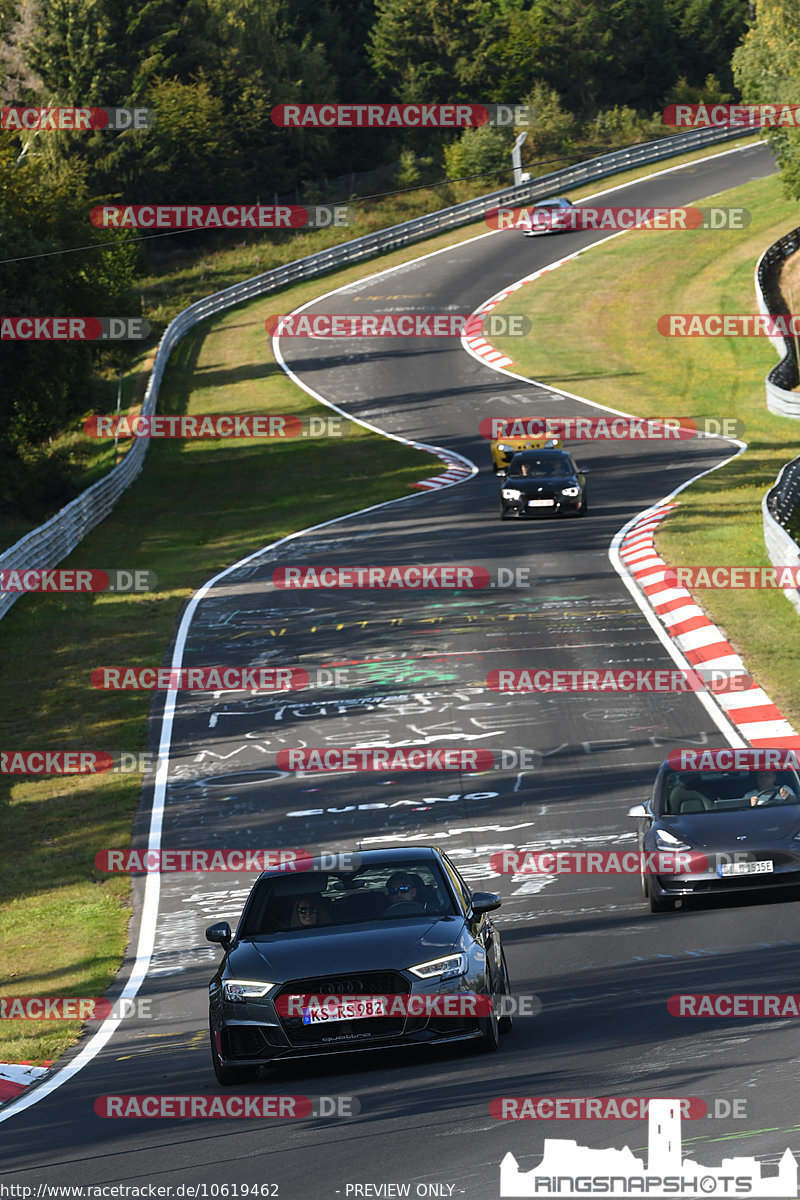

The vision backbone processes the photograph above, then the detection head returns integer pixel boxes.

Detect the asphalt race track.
[3,142,796,1200]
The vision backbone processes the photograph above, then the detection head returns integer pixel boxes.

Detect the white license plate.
[302,999,387,1024]
[528,499,555,507]
[717,859,773,877]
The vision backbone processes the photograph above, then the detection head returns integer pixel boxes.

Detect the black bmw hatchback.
[206,845,513,1083]
[499,449,588,518]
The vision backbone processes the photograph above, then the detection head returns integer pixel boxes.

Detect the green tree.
[25,0,210,102]
[522,81,576,158]
[665,0,748,95]
[369,0,507,101]
[443,124,513,186]
[664,74,733,107]
[121,78,237,202]
[520,0,679,113]
[732,0,800,198]
[0,143,139,513]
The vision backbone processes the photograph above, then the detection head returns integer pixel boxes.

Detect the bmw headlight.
[561,485,580,497]
[545,438,559,448]
[498,443,513,452]
[654,828,692,852]
[223,979,275,1002]
[409,952,468,981]
[502,488,522,500]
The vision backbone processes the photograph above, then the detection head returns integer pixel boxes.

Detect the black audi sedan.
[206,845,513,1083]
[628,759,800,912]
[499,449,588,519]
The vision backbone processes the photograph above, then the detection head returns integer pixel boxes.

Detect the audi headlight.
[502,488,522,500]
[654,828,692,852]
[223,979,275,1002]
[561,485,580,497]
[409,952,468,981]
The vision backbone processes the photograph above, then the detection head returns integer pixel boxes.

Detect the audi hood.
[225,916,467,980]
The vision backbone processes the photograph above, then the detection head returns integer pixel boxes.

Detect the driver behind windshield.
[386,872,418,904]
[510,457,559,477]
[745,770,798,806]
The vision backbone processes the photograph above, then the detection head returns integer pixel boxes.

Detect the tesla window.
[663,769,800,813]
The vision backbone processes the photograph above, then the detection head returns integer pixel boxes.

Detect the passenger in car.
[289,895,329,927]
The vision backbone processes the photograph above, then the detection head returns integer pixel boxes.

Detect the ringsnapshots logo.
[90,205,347,230]
[0,568,155,593]
[663,103,800,127]
[486,668,753,694]
[499,1097,797,1197]
[1,107,154,130]
[481,416,745,440]
[265,313,530,338]
[94,1094,360,1119]
[1,318,150,340]
[486,205,749,232]
[83,414,348,439]
[270,103,533,128]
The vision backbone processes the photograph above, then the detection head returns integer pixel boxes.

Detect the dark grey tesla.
[499,449,588,519]
[206,846,513,1083]
[628,759,800,912]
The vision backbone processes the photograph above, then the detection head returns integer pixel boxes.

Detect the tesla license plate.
[302,998,388,1024]
[717,859,773,877]
[528,499,554,507]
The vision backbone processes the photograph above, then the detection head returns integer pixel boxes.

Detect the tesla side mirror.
[471,891,501,915]
[206,921,232,949]
[627,803,648,818]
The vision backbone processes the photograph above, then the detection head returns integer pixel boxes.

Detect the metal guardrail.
[756,226,800,411]
[767,457,800,527]
[0,122,756,621]
[756,226,800,605]
[763,462,800,615]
